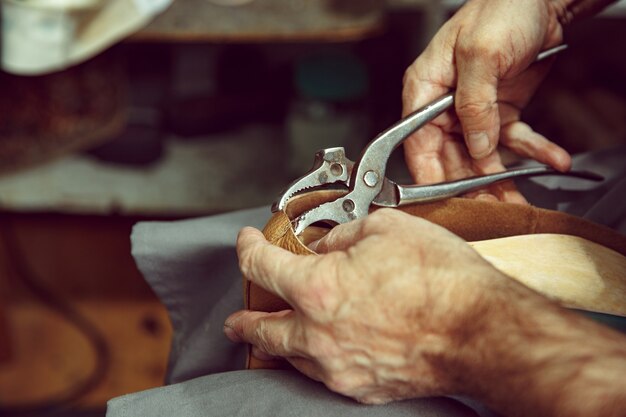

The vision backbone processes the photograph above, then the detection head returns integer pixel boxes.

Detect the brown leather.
[244,191,626,369]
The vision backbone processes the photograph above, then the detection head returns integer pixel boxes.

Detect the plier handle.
[272,45,603,235]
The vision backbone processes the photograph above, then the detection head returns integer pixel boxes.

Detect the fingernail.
[467,132,490,158]
[223,325,242,343]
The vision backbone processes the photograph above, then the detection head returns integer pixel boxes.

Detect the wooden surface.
[0,213,173,408]
[0,300,171,407]
[132,0,385,42]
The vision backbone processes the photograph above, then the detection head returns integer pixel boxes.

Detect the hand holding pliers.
[273,45,603,235]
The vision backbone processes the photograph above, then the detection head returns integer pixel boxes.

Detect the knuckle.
[252,319,266,342]
[238,248,256,277]
[253,320,273,351]
[455,99,495,121]
[456,38,499,62]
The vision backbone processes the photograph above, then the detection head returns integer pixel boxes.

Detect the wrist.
[452,272,626,416]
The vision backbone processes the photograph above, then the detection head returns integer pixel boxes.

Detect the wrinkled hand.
[403,0,572,203]
[224,209,508,404]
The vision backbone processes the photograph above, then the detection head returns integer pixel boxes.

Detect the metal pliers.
[272,45,603,235]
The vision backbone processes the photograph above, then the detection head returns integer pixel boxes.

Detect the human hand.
[402,0,572,203]
[224,209,510,404]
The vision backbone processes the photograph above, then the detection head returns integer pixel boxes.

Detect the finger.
[487,181,528,204]
[402,45,456,185]
[500,122,572,171]
[473,192,499,202]
[403,126,447,185]
[401,43,455,117]
[308,219,364,254]
[309,209,408,254]
[439,131,530,203]
[473,151,529,204]
[433,137,500,201]
[224,309,303,358]
[455,52,500,160]
[441,137,478,180]
[445,143,527,204]
[237,227,316,304]
[308,215,371,253]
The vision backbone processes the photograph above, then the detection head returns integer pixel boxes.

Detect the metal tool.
[273,44,603,235]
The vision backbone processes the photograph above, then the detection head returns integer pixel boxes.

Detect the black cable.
[0,218,110,417]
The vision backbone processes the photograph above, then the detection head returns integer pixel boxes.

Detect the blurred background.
[0,0,625,415]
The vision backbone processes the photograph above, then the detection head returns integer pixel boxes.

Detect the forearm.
[551,0,619,24]
[454,274,626,417]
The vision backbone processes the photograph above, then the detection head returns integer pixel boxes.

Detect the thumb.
[455,57,500,159]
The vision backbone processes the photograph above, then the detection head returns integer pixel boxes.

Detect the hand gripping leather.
[244,191,626,369]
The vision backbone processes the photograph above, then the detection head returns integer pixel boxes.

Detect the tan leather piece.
[244,192,626,369]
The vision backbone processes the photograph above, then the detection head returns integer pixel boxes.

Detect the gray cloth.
[517,145,626,233]
[107,146,626,417]
[129,207,269,383]
[107,370,477,417]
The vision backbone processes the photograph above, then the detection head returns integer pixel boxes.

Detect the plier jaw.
[271,147,353,213]
[281,155,603,236]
